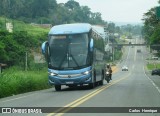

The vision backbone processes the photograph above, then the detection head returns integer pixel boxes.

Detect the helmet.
[107,64,110,68]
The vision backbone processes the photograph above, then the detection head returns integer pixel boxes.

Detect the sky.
[57,0,159,23]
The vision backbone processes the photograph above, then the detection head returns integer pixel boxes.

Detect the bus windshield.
[48,33,90,70]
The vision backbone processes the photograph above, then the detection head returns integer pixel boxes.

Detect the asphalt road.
[0,37,160,116]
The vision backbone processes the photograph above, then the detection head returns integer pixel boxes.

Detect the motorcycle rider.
[106,64,112,80]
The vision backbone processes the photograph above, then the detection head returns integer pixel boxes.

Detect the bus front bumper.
[48,74,92,86]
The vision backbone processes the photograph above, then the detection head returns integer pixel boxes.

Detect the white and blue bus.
[42,23,106,91]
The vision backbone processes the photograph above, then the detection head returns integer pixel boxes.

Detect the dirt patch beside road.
[112,66,118,73]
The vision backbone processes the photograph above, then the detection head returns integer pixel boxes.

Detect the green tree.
[107,23,115,33]
[142,7,159,44]
[65,0,80,10]
[0,0,105,25]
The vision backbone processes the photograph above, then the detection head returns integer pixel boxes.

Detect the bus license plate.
[66,81,74,84]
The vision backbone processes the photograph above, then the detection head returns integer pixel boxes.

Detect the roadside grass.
[0,67,51,98]
[13,20,49,37]
[146,63,160,70]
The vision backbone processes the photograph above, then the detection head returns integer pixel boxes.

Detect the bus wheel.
[55,85,61,91]
[100,70,104,85]
[89,83,95,89]
[89,70,96,89]
[99,80,103,85]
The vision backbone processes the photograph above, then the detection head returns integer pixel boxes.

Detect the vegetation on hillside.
[142,0,160,52]
[0,24,47,67]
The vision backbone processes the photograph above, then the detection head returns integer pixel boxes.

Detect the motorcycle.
[105,71,111,83]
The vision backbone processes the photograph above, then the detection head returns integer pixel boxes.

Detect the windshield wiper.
[57,53,80,69]
[58,55,67,69]
[70,53,79,67]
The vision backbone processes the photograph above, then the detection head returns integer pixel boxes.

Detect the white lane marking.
[134,38,137,61]
[124,46,131,65]
[134,46,137,61]
[126,47,130,60]
[152,82,156,87]
[143,66,160,95]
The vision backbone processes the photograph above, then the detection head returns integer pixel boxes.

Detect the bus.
[41,23,106,91]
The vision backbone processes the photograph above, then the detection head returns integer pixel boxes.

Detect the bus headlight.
[49,72,58,76]
[82,70,91,75]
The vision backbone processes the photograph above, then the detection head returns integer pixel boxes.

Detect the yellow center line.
[47,72,131,116]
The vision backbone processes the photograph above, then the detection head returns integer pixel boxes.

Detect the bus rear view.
[42,23,105,91]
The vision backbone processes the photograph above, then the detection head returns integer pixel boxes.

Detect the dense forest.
[0,0,105,25]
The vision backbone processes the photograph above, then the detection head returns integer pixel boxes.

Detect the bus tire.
[55,85,61,91]
[89,70,96,89]
[89,82,95,89]
[99,70,104,85]
[99,80,103,85]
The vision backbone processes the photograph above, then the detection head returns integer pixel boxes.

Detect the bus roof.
[49,23,92,35]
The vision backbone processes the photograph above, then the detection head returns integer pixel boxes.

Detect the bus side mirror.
[90,39,94,64]
[90,38,94,52]
[42,41,47,54]
[41,41,50,62]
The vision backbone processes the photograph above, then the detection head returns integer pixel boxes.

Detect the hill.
[0,17,50,38]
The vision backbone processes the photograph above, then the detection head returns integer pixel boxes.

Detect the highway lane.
[62,39,160,116]
[0,38,160,116]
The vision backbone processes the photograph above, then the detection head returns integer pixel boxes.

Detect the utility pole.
[25,52,28,71]
[148,44,151,64]
[112,47,114,62]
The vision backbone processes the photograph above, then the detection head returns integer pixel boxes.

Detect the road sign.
[6,22,13,32]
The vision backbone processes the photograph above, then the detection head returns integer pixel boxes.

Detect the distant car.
[152,56,158,60]
[122,66,128,71]
[137,49,141,53]
[151,69,160,76]
[131,43,134,48]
